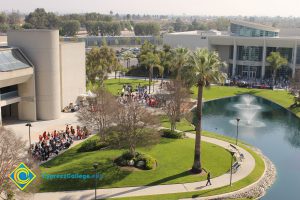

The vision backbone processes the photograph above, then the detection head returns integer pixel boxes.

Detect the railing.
[0,91,18,100]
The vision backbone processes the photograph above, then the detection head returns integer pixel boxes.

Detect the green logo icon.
[9,162,36,190]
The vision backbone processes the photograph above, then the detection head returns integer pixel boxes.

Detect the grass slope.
[108,132,264,200]
[39,136,231,192]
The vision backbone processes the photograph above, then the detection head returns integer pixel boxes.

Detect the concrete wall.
[0,35,7,44]
[18,76,37,122]
[163,33,209,50]
[59,42,86,109]
[8,30,61,120]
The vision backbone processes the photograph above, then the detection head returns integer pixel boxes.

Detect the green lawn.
[108,132,264,200]
[39,136,232,192]
[103,78,151,96]
[160,116,195,132]
[191,85,299,116]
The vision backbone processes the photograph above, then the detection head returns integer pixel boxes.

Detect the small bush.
[77,138,107,152]
[161,129,184,139]
[135,153,156,170]
[115,151,136,166]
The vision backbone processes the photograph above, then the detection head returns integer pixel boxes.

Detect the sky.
[1,0,300,17]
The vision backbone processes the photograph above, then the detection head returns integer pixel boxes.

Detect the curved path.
[33,133,256,200]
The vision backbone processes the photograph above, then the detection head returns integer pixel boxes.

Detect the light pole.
[93,163,99,200]
[25,123,32,149]
[229,151,234,186]
[235,118,240,145]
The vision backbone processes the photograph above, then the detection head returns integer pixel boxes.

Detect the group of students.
[31,125,90,162]
[118,84,150,104]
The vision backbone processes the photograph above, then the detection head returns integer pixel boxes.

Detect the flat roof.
[231,20,280,32]
[0,47,33,72]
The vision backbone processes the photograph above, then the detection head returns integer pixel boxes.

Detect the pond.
[202,95,300,200]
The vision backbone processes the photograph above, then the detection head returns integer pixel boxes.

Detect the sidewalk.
[33,133,255,200]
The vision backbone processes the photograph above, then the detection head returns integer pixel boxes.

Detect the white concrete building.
[0,30,86,125]
[164,20,300,81]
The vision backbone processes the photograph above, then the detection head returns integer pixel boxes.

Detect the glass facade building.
[237,46,263,61]
[230,23,279,37]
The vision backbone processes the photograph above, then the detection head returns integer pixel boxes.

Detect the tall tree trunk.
[191,84,203,173]
[171,121,175,132]
[272,70,276,87]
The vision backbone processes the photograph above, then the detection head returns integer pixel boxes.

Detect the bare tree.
[108,101,160,155]
[0,127,27,199]
[77,88,118,141]
[163,80,190,132]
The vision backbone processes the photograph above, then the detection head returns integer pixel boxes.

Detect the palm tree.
[140,52,163,93]
[171,47,189,80]
[186,48,226,173]
[266,52,288,87]
[159,45,173,83]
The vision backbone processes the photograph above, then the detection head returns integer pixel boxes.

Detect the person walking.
[206,172,211,186]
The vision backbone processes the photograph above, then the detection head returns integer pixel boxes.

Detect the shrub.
[115,151,136,166]
[135,153,156,170]
[77,138,107,152]
[161,129,184,139]
[115,152,157,170]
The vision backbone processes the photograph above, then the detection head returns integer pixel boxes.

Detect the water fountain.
[230,94,265,128]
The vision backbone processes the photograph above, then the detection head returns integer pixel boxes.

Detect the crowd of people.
[117,83,164,107]
[31,125,90,162]
[228,76,290,90]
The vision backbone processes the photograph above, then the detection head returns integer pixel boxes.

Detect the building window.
[237,46,263,61]
[230,23,278,37]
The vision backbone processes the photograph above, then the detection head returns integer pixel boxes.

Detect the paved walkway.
[4,112,79,145]
[33,133,255,200]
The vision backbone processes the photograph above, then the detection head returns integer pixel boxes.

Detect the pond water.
[202,95,300,200]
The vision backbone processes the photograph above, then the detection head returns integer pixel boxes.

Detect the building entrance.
[240,66,259,79]
[1,103,18,123]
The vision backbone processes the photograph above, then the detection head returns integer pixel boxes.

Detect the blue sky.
[1,0,299,16]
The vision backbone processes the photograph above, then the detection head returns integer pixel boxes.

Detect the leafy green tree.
[7,11,21,25]
[215,17,230,31]
[0,23,9,33]
[85,21,121,36]
[25,8,49,29]
[266,52,288,86]
[60,20,80,36]
[134,22,160,36]
[173,18,188,32]
[86,45,120,86]
[85,21,99,35]
[47,12,60,29]
[0,12,7,24]
[184,49,226,173]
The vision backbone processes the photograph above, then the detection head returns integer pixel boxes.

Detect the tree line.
[0,8,161,37]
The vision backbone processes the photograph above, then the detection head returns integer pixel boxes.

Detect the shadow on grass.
[145,170,193,186]
[97,170,195,199]
[40,158,132,192]
[234,89,259,96]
